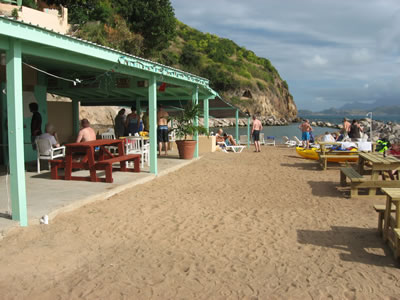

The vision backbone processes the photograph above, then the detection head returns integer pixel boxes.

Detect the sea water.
[211,123,337,143]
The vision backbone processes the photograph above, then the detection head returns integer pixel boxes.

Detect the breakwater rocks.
[309,119,400,144]
[199,116,290,127]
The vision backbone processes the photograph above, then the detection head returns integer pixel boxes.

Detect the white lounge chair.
[282,136,296,147]
[239,135,248,145]
[293,136,303,146]
[265,136,276,146]
[217,142,245,153]
[35,139,66,173]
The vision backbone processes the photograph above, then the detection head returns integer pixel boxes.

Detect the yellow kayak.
[296,147,358,162]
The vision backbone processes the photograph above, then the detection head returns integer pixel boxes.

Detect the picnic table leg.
[105,164,113,183]
[383,195,392,242]
[340,170,346,186]
[134,156,140,172]
[64,151,73,180]
[87,148,98,182]
[369,171,379,196]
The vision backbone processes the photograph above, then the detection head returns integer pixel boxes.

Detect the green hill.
[43,0,297,120]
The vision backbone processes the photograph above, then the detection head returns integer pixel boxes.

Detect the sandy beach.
[0,146,399,299]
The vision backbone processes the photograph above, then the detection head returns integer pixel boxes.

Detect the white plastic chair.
[239,135,248,145]
[282,136,296,147]
[125,136,149,168]
[265,136,276,146]
[101,132,118,154]
[259,133,265,145]
[36,139,66,174]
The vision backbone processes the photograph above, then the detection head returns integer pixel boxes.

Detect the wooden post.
[247,117,251,148]
[6,39,28,226]
[72,99,80,136]
[235,109,239,143]
[149,75,157,174]
[192,86,199,158]
[203,97,210,134]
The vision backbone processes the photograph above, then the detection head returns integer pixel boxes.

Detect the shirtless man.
[298,119,312,149]
[157,105,169,156]
[76,119,96,143]
[251,115,263,152]
[215,128,237,146]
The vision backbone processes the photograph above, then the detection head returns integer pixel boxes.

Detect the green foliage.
[76,17,144,56]
[170,102,208,140]
[257,81,266,91]
[11,8,19,19]
[179,44,201,68]
[114,0,176,56]
[22,0,37,9]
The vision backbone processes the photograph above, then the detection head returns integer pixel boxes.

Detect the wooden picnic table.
[51,139,140,183]
[356,152,400,195]
[382,188,400,259]
[316,142,359,170]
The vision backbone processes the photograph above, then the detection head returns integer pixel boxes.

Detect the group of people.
[298,117,366,149]
[31,102,171,157]
[215,115,263,152]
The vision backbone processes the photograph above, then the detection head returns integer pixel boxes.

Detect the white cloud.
[305,55,328,67]
[171,0,400,111]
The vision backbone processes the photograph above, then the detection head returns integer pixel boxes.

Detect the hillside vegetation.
[42,0,297,120]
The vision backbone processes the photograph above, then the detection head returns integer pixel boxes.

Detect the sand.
[0,146,399,299]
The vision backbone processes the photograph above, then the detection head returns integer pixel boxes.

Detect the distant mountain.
[299,105,400,116]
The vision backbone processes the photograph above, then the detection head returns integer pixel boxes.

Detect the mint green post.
[149,75,158,174]
[136,99,141,116]
[192,86,199,158]
[17,0,22,6]
[6,39,28,226]
[72,99,80,136]
[235,109,239,143]
[247,117,251,148]
[203,97,210,133]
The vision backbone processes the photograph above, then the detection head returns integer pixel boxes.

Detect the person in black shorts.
[251,115,263,152]
[157,105,169,156]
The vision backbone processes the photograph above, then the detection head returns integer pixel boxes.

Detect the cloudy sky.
[170,0,400,111]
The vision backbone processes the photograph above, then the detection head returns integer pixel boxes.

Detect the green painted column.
[247,117,251,148]
[17,0,22,6]
[6,39,28,226]
[203,97,209,133]
[72,99,80,136]
[192,86,199,158]
[235,109,239,143]
[149,75,157,174]
[136,99,141,115]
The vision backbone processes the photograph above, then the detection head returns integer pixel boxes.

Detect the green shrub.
[11,8,18,19]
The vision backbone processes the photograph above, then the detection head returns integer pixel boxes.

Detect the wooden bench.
[394,228,400,259]
[340,167,365,197]
[95,154,141,183]
[373,204,396,235]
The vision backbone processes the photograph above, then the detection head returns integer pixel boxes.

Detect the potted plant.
[170,102,208,159]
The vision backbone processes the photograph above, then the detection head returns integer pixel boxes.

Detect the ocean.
[299,114,400,124]
[212,123,337,142]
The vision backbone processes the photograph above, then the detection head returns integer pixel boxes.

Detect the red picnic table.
[50,139,141,183]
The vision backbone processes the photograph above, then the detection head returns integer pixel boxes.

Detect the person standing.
[251,115,263,152]
[157,105,169,156]
[114,108,126,138]
[29,102,42,150]
[349,119,363,142]
[298,119,312,149]
[125,105,140,136]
